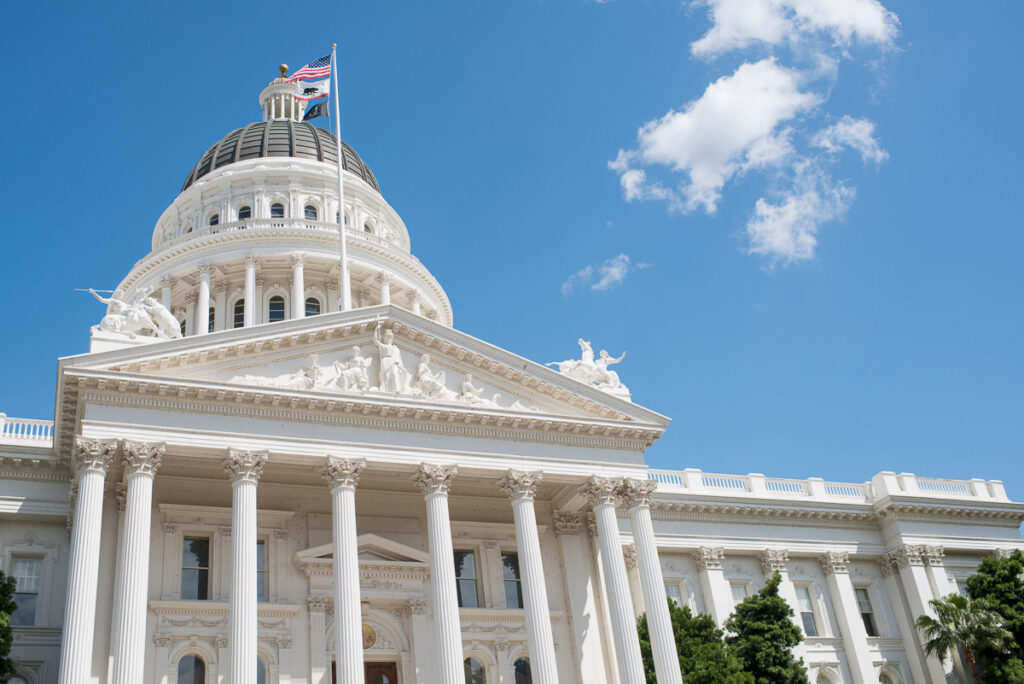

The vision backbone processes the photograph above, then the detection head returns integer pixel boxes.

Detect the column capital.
[552,510,582,536]
[159,276,176,289]
[694,546,725,571]
[820,551,850,575]
[121,440,165,477]
[197,263,214,277]
[409,290,421,305]
[72,436,119,475]
[223,448,268,483]
[498,470,543,501]
[321,456,366,490]
[412,463,457,495]
[244,255,260,267]
[761,548,791,574]
[375,271,390,285]
[406,599,427,616]
[890,544,926,568]
[307,595,330,613]
[923,545,945,567]
[584,512,598,538]
[290,252,306,266]
[580,475,620,507]
[619,478,658,508]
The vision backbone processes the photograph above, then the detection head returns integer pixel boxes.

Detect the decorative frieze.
[694,546,725,571]
[498,470,542,501]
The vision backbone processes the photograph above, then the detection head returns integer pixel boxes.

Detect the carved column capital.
[580,476,620,507]
[552,510,582,536]
[307,595,330,612]
[185,293,196,305]
[761,548,790,574]
[375,271,390,285]
[619,479,658,508]
[72,436,119,475]
[694,546,725,571]
[121,440,165,477]
[406,599,427,616]
[820,551,850,575]
[197,263,214,277]
[290,252,306,266]
[412,463,457,495]
[891,544,926,568]
[321,457,366,490]
[159,277,176,289]
[223,448,268,483]
[584,512,598,539]
[498,470,543,501]
[923,545,945,567]
[243,255,260,267]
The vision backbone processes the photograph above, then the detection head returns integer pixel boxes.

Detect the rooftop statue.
[547,338,631,401]
[374,321,411,394]
[88,288,182,340]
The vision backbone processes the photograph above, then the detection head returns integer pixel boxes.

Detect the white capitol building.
[2,70,1022,684]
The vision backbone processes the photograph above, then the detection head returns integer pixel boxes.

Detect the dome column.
[377,272,391,306]
[196,265,212,335]
[243,256,257,327]
[290,254,305,319]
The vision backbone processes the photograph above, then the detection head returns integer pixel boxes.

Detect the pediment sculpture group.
[547,338,631,400]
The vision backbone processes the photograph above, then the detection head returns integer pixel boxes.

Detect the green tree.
[916,593,1014,684]
[0,569,17,682]
[724,573,809,684]
[637,598,753,684]
[966,550,1024,682]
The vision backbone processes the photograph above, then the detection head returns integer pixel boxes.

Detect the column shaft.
[244,257,257,327]
[695,547,733,627]
[378,274,391,306]
[196,267,211,335]
[821,553,875,684]
[291,256,305,319]
[323,458,365,683]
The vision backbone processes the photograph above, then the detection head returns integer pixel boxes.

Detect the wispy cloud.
[562,254,650,296]
[813,115,889,165]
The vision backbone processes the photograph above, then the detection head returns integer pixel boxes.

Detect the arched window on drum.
[270,202,285,219]
[233,299,245,328]
[305,297,321,317]
[268,295,285,323]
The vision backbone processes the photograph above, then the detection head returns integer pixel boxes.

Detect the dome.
[181,120,380,193]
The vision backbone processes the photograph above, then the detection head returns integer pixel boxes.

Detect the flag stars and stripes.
[287,55,332,82]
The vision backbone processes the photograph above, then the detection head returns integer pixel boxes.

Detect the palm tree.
[916,593,1013,683]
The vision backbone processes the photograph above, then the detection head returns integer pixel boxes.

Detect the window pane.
[181,569,209,600]
[855,588,873,613]
[233,299,245,328]
[304,205,318,220]
[178,655,206,684]
[664,582,683,606]
[464,657,487,684]
[501,553,521,581]
[208,307,215,332]
[795,585,814,612]
[257,658,266,684]
[12,558,40,592]
[209,214,219,226]
[182,538,210,600]
[505,580,523,609]
[183,538,209,568]
[268,296,285,322]
[256,540,266,603]
[862,612,879,637]
[457,579,479,608]
[454,551,477,578]
[271,203,284,218]
[305,297,321,316]
[514,658,532,684]
[11,592,37,625]
[801,611,818,637]
[731,584,748,604]
[238,206,251,220]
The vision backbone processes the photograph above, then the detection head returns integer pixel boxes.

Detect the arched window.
[364,222,373,233]
[177,654,206,684]
[9,677,28,684]
[268,295,285,322]
[256,658,267,684]
[238,206,251,220]
[816,676,832,684]
[233,299,245,328]
[209,214,219,226]
[304,205,318,220]
[270,203,285,218]
[464,658,486,684]
[514,658,531,684]
[179,319,187,336]
[305,297,321,317]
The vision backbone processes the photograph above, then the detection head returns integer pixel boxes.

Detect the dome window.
[305,297,321,317]
[207,307,215,333]
[270,203,285,219]
[238,206,251,220]
[209,213,219,226]
[304,205,318,221]
[364,222,373,233]
[268,295,285,322]
[233,300,245,328]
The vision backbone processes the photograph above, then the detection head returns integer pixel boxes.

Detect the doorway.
[331,661,399,684]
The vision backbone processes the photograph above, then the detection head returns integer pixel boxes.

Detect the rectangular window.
[855,587,879,637]
[181,537,210,600]
[501,552,523,609]
[454,550,479,608]
[257,540,267,603]
[664,582,683,607]
[11,557,41,626]
[795,585,818,637]
[730,583,749,605]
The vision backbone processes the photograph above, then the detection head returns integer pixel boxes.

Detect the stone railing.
[162,218,409,255]
[0,414,54,447]
[648,468,1010,504]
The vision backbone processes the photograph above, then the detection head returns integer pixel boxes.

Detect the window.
[179,318,187,336]
[233,299,245,328]
[795,585,818,637]
[270,202,285,218]
[304,205,318,220]
[502,552,523,609]
[257,658,267,684]
[11,557,41,625]
[181,537,210,600]
[514,658,532,684]
[257,540,267,603]
[364,222,373,233]
[305,297,321,317]
[209,213,219,226]
[879,675,894,684]
[9,676,28,684]
[454,550,480,608]
[816,676,832,684]
[855,587,879,637]
[268,295,285,323]
[208,307,215,333]
[178,654,206,684]
[730,583,749,605]
[464,657,486,684]
[238,205,251,220]
[664,582,683,607]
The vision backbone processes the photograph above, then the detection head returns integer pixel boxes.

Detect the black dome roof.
[181,120,380,193]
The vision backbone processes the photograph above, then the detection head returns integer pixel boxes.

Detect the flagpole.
[332,43,352,311]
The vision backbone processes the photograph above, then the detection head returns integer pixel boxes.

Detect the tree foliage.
[0,570,17,681]
[916,593,1014,684]
[966,550,1024,683]
[724,573,809,684]
[637,598,752,684]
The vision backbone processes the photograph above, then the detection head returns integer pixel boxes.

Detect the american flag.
[287,55,332,82]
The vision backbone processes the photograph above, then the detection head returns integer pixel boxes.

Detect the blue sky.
[1,1,1020,491]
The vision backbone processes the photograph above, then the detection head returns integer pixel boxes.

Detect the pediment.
[296,533,429,565]
[59,306,669,429]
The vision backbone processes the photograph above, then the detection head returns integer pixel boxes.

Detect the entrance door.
[365,662,399,684]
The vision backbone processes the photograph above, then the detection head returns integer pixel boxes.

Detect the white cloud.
[562,254,649,295]
[611,59,820,213]
[746,166,854,265]
[813,115,888,165]
[691,0,900,58]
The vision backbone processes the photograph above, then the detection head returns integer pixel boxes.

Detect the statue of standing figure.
[88,287,182,340]
[373,321,410,394]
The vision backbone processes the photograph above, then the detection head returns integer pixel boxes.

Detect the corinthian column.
[110,441,164,684]
[620,479,682,684]
[243,256,258,327]
[291,254,306,319]
[581,476,645,684]
[196,264,212,335]
[498,471,559,684]
[223,449,268,684]
[322,457,366,684]
[412,464,462,683]
[58,437,119,684]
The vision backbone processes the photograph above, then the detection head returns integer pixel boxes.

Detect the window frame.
[454,549,481,608]
[208,213,219,227]
[854,586,880,637]
[270,202,285,219]
[463,656,487,684]
[10,555,43,626]
[664,580,684,607]
[794,583,819,637]
[267,295,286,323]
[501,551,524,609]
[304,297,321,317]
[177,653,207,684]
[180,536,212,601]
[256,538,267,603]
[304,204,318,221]
[232,298,245,328]
[730,581,750,605]
[237,205,252,220]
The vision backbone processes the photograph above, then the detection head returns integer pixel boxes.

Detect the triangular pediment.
[296,533,429,565]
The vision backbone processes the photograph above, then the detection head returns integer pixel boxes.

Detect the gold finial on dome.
[279,64,289,78]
